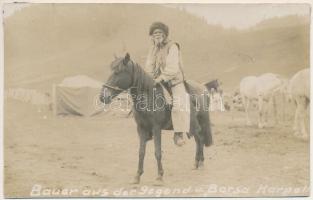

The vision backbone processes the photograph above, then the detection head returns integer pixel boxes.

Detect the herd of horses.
[240,68,310,139]
[100,53,309,185]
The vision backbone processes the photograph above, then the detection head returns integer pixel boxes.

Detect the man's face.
[152,29,166,45]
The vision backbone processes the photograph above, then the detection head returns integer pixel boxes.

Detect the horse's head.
[100,53,134,104]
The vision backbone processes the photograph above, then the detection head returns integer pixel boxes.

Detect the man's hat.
[149,22,169,36]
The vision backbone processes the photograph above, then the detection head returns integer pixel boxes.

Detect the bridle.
[102,83,124,92]
[102,60,138,92]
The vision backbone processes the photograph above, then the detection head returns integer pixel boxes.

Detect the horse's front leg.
[243,96,252,126]
[132,127,148,184]
[257,96,265,128]
[153,127,164,185]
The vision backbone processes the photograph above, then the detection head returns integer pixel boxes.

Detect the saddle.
[160,80,210,136]
[159,81,173,105]
[160,80,210,110]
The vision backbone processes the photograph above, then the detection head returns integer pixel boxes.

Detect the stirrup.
[174,133,185,146]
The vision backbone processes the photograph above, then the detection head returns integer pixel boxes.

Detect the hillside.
[4,4,310,92]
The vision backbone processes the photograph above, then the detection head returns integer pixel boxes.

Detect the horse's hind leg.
[297,97,309,139]
[293,100,299,133]
[257,96,265,128]
[193,135,204,170]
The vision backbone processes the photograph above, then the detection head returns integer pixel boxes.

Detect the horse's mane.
[111,57,156,94]
[131,61,155,93]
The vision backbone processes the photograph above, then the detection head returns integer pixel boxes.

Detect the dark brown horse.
[100,53,213,185]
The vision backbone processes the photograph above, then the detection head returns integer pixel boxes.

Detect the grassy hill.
[4,4,309,92]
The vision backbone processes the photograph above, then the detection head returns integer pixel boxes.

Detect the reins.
[102,83,124,92]
[102,60,156,93]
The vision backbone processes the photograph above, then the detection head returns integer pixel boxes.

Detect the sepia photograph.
[2,1,311,198]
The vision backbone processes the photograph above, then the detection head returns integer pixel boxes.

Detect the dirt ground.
[4,99,310,198]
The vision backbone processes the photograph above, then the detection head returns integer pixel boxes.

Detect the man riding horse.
[100,23,212,183]
[145,22,190,147]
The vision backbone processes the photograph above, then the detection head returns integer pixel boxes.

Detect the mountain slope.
[4,4,309,92]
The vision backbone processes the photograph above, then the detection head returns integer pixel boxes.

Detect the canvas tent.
[53,75,104,117]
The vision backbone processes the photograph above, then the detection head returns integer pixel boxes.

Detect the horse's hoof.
[192,162,199,170]
[153,177,164,186]
[198,161,204,169]
[192,165,198,170]
[131,176,140,184]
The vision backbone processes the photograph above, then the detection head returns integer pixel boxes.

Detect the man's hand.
[154,77,163,86]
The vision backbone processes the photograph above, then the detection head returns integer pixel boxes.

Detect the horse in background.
[240,73,287,128]
[271,77,292,122]
[288,68,310,139]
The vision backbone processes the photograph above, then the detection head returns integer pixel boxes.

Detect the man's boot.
[174,132,186,146]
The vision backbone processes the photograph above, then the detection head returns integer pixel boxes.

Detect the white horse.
[272,78,291,122]
[240,73,286,128]
[288,68,310,139]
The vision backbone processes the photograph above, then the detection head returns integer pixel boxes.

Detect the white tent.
[52,75,104,116]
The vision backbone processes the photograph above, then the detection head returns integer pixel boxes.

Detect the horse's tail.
[185,80,213,147]
[201,111,213,147]
[200,96,213,147]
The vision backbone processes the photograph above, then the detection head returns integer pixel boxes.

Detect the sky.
[3,3,311,29]
[166,4,311,29]
[3,3,30,18]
